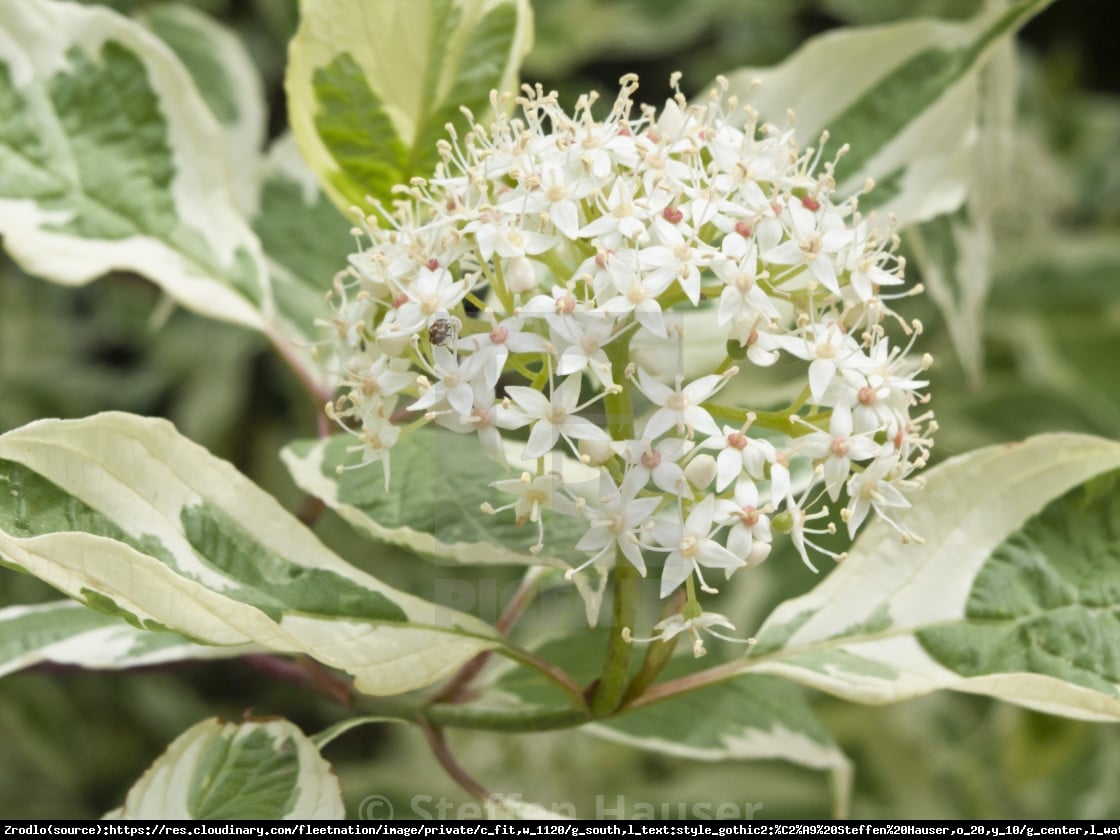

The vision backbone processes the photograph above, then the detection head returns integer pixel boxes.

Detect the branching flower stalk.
[326,73,935,667]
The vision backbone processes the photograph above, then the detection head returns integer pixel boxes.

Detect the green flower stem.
[604,333,635,440]
[620,590,685,706]
[351,694,589,734]
[590,556,640,717]
[588,333,643,716]
[704,400,833,438]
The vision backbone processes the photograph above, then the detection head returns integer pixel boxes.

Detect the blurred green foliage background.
[2,0,1118,820]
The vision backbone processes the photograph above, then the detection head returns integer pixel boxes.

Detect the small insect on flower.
[428,316,461,347]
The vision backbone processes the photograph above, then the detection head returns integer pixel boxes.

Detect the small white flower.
[651,494,745,597]
[624,437,691,498]
[390,264,468,333]
[794,403,881,501]
[503,375,611,460]
[845,455,913,538]
[623,608,755,658]
[711,234,779,326]
[486,471,577,552]
[636,369,729,440]
[717,479,773,566]
[571,470,661,577]
[705,424,777,492]
[775,319,866,405]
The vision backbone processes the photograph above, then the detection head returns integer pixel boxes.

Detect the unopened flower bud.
[578,439,615,466]
[685,454,718,489]
[506,256,538,293]
[746,541,771,568]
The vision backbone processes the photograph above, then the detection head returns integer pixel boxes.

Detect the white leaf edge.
[743,433,1120,721]
[719,2,1041,227]
[0,412,501,695]
[136,2,267,216]
[584,721,853,819]
[112,717,343,819]
[286,0,534,211]
[0,600,256,677]
[0,0,270,329]
[279,434,591,570]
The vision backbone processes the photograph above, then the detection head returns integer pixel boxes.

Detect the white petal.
[522,421,560,459]
[505,386,551,418]
[659,551,693,598]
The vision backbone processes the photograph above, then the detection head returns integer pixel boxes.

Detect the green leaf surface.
[741,434,1120,720]
[0,0,270,329]
[285,0,533,212]
[0,600,253,678]
[137,2,266,214]
[493,630,852,816]
[111,717,343,819]
[0,412,502,696]
[251,132,352,346]
[721,0,1051,226]
[281,429,590,570]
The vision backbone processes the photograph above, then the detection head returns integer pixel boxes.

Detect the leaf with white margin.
[251,132,353,349]
[109,717,343,819]
[740,433,1120,721]
[0,0,269,330]
[720,0,1052,226]
[286,0,534,212]
[0,599,256,679]
[0,412,502,696]
[281,428,594,571]
[906,39,1017,385]
[136,2,266,215]
[494,630,852,818]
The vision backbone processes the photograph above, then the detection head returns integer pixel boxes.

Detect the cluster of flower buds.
[325,74,935,654]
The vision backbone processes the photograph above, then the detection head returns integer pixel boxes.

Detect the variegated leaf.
[721,0,1051,226]
[110,717,343,819]
[0,599,254,678]
[741,434,1120,721]
[285,0,534,212]
[0,412,502,696]
[0,0,270,329]
[281,428,592,570]
[251,132,353,351]
[136,2,266,214]
[494,630,852,818]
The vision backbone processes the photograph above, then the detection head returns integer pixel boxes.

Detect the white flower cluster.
[326,74,935,652]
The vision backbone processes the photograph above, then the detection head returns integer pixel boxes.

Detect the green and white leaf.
[742,433,1120,721]
[721,0,1051,226]
[906,38,1017,384]
[0,412,502,696]
[136,2,266,214]
[251,132,353,348]
[110,717,343,819]
[286,0,534,212]
[591,671,852,819]
[0,600,255,679]
[0,0,271,330]
[493,630,851,817]
[282,428,593,571]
